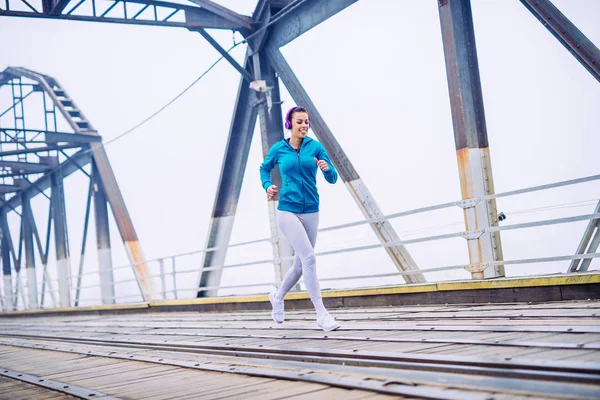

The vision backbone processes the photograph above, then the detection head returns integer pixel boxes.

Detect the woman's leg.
[275,213,318,301]
[276,211,326,317]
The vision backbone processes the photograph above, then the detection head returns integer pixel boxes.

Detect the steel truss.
[0,67,151,309]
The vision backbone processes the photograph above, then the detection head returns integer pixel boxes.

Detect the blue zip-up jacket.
[260,137,338,213]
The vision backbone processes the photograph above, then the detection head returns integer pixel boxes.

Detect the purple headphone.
[284,106,310,130]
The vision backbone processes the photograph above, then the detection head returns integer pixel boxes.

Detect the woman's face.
[291,112,310,139]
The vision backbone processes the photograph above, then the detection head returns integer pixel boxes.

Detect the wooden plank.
[0,376,71,400]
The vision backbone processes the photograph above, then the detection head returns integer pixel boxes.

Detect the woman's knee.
[301,253,316,270]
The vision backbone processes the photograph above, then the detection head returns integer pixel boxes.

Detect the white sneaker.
[317,313,340,331]
[269,291,284,324]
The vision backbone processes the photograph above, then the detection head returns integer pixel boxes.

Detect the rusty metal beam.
[438,0,504,279]
[253,50,295,288]
[264,0,358,50]
[92,160,115,304]
[520,0,600,83]
[197,53,258,298]
[265,46,426,284]
[90,144,151,300]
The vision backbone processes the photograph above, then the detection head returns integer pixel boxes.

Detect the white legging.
[275,210,326,316]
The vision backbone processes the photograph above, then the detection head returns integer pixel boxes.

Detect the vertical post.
[252,51,296,288]
[159,258,166,300]
[438,0,504,279]
[75,180,93,306]
[44,157,72,307]
[197,52,258,297]
[21,193,38,309]
[92,160,115,304]
[1,202,13,311]
[172,256,178,299]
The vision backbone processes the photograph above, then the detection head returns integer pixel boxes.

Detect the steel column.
[438,0,504,279]
[1,201,13,311]
[520,0,600,84]
[91,144,152,300]
[265,46,426,284]
[44,157,72,307]
[20,193,38,309]
[197,53,258,297]
[92,161,115,304]
[252,51,295,288]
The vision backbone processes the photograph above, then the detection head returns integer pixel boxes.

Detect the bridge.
[0,0,599,399]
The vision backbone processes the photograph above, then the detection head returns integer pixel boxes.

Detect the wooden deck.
[0,299,599,399]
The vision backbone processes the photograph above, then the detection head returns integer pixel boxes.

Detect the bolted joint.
[465,262,490,273]
[459,229,485,240]
[457,198,481,209]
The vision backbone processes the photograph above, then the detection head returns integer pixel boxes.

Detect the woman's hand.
[314,157,329,172]
[267,185,279,200]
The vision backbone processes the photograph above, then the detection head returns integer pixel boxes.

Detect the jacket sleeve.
[316,144,338,184]
[259,144,278,190]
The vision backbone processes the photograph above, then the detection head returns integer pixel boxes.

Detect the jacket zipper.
[297,147,305,213]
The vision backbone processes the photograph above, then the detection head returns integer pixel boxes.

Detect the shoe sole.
[269,292,284,324]
[319,323,341,332]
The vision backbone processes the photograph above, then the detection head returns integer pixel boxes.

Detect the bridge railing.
[1,174,599,310]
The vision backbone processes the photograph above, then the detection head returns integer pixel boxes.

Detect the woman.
[259,106,340,331]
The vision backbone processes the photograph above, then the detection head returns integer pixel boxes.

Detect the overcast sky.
[1,0,599,307]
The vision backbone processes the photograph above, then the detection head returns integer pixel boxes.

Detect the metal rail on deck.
[1,173,599,309]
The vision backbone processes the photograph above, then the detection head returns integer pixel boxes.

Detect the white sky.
[0,0,599,307]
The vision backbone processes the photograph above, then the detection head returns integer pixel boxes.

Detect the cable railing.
[1,174,599,311]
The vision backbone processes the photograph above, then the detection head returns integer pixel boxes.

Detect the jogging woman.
[259,106,340,331]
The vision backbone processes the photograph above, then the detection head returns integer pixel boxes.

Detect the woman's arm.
[260,144,279,190]
[316,144,338,184]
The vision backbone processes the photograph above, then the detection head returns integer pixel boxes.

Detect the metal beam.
[265,46,426,284]
[520,0,600,83]
[45,131,102,144]
[197,53,258,298]
[92,161,115,304]
[74,180,93,307]
[568,201,600,272]
[0,144,80,157]
[20,193,38,309]
[0,185,20,194]
[43,157,72,307]
[438,0,504,279]
[186,0,251,29]
[1,198,13,311]
[90,143,152,300]
[194,29,254,83]
[253,50,295,288]
[264,0,358,50]
[0,160,51,174]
